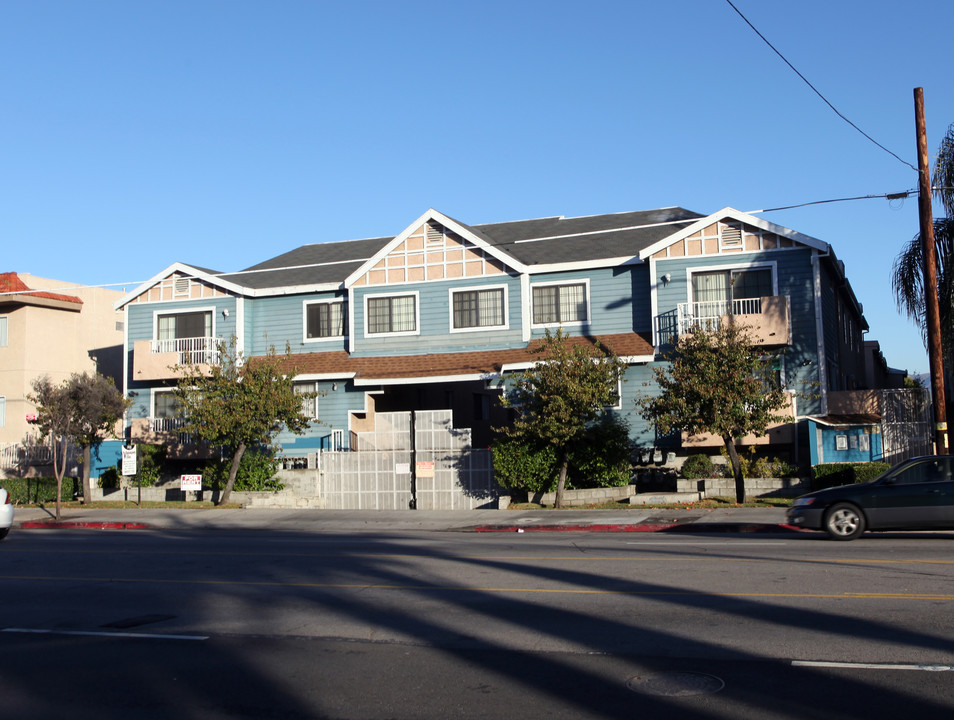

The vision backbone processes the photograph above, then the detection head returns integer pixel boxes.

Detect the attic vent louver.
[721,224,743,248]
[425,221,444,243]
[174,277,190,297]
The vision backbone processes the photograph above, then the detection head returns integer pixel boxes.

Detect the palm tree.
[892,124,954,363]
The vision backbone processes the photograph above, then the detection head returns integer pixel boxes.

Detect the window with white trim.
[691,268,773,304]
[305,300,346,340]
[452,287,505,330]
[366,294,417,335]
[157,310,212,340]
[0,316,7,346]
[294,381,318,419]
[532,282,588,325]
[0,396,5,427]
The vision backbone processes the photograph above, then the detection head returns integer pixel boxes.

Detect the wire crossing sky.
[2,0,952,374]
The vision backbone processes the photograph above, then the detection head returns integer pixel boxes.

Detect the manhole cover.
[626,672,724,697]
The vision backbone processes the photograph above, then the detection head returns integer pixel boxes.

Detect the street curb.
[20,521,152,530]
[473,523,804,534]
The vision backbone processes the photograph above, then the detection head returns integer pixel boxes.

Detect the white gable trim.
[637,207,829,261]
[343,209,527,287]
[114,262,247,310]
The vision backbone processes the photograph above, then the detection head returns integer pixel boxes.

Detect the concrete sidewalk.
[11,505,799,535]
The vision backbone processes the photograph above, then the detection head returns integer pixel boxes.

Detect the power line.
[724,0,918,173]
[747,189,916,214]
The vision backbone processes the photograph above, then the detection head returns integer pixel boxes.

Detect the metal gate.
[319,410,498,510]
[881,388,933,464]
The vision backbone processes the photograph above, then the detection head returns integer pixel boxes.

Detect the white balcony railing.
[150,336,219,365]
[676,297,762,335]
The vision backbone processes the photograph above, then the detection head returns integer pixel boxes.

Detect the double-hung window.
[531,282,588,325]
[451,287,506,331]
[305,300,345,341]
[366,294,418,335]
[294,381,318,419]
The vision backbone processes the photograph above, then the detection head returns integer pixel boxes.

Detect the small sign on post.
[180,474,202,501]
[121,446,138,476]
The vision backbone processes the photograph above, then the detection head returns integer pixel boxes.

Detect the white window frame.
[684,262,778,303]
[448,284,509,333]
[151,388,180,420]
[529,279,591,328]
[293,381,319,420]
[303,299,347,344]
[152,306,217,341]
[0,315,7,347]
[363,291,420,338]
[0,395,5,428]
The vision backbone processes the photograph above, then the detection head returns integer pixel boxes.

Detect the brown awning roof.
[268,332,655,382]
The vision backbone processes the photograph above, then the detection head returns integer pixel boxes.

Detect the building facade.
[0,273,125,445]
[116,206,883,468]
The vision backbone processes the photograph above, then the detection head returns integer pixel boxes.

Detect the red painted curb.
[20,521,151,530]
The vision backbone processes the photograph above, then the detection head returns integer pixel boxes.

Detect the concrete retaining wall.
[531,485,638,507]
[676,476,809,497]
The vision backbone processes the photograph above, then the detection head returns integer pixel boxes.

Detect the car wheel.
[824,503,866,540]
[0,528,8,541]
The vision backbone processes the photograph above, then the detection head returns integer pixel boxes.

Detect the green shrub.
[493,414,633,492]
[718,446,798,478]
[99,467,120,489]
[134,444,167,487]
[681,454,716,479]
[491,439,558,494]
[812,462,891,490]
[566,415,632,488]
[202,447,284,492]
[3,477,78,504]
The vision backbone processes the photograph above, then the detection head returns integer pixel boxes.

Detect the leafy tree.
[637,324,789,503]
[28,373,129,515]
[892,123,954,363]
[68,372,129,504]
[28,377,74,520]
[497,329,627,508]
[173,340,316,506]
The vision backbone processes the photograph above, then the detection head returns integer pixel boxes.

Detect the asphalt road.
[2,526,954,719]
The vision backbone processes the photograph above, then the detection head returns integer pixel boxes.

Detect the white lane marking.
[3,628,208,641]
[793,660,954,671]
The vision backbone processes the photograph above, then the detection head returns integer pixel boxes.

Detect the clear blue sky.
[3,0,952,375]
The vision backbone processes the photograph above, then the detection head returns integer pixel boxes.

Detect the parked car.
[0,486,13,540]
[787,456,954,540]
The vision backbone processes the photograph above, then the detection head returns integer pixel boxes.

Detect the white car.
[0,487,13,540]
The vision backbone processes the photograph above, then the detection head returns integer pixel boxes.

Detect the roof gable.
[345,209,521,288]
[115,262,243,309]
[638,207,829,261]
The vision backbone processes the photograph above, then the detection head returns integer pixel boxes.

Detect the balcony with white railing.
[663,295,790,346]
[132,337,219,380]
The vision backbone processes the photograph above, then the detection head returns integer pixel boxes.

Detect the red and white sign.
[180,474,202,491]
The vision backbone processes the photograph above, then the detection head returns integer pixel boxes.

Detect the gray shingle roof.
[215,207,704,291]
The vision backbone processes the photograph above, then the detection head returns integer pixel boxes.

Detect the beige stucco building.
[0,273,125,444]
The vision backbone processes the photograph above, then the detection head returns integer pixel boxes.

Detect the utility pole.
[914,87,948,454]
